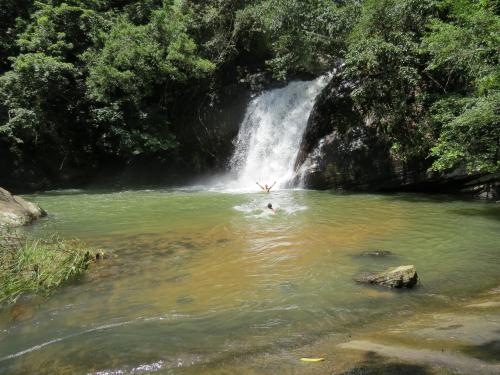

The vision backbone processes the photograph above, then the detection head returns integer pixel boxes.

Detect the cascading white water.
[228,75,331,190]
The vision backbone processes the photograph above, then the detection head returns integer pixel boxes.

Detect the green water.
[0,189,499,374]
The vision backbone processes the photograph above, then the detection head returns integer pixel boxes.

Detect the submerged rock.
[0,187,46,227]
[10,303,34,322]
[356,265,418,289]
[360,250,393,257]
[176,296,194,305]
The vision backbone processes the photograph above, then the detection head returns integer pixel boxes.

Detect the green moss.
[0,229,102,305]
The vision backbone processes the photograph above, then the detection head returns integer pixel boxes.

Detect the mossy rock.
[355,265,418,289]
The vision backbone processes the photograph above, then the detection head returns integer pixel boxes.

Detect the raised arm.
[256,182,265,191]
[269,181,277,190]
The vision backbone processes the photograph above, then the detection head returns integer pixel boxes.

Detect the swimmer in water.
[256,181,276,193]
[267,203,276,214]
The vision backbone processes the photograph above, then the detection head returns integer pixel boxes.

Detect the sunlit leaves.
[234,0,359,79]
[422,0,500,173]
[430,93,500,173]
[344,0,437,161]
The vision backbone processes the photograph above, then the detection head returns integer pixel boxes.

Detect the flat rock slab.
[466,301,500,308]
[340,340,500,375]
[0,187,46,227]
[411,312,500,346]
[355,265,418,288]
[488,286,500,294]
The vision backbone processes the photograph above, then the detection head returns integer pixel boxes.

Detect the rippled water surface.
[0,189,499,374]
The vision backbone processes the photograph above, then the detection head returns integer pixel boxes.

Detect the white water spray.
[227,75,330,191]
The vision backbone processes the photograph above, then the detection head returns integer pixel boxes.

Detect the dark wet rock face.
[294,69,429,191]
[356,265,418,289]
[0,187,46,227]
[294,68,360,171]
[294,69,499,197]
[461,176,500,200]
[296,127,400,191]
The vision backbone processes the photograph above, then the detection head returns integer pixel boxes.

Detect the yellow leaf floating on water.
[300,358,325,362]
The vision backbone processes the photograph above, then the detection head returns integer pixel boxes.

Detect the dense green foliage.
[344,0,437,161]
[344,0,499,173]
[0,0,498,188]
[0,229,100,305]
[234,0,360,79]
[423,0,499,173]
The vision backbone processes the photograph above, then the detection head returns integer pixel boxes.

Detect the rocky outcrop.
[458,174,500,200]
[294,69,500,199]
[294,67,359,171]
[355,265,418,289]
[0,187,46,227]
[294,68,428,191]
[296,125,410,190]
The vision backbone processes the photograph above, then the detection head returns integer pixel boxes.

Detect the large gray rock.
[294,69,499,197]
[0,187,46,227]
[293,68,429,191]
[294,67,360,172]
[355,265,419,289]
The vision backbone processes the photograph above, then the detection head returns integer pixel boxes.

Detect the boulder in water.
[10,302,34,322]
[0,187,46,227]
[355,265,418,289]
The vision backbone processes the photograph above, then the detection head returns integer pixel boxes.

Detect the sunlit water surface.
[0,189,499,374]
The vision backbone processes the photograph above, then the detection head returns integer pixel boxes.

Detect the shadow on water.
[373,192,481,204]
[325,189,500,221]
[448,207,500,222]
[323,189,493,205]
[339,352,431,375]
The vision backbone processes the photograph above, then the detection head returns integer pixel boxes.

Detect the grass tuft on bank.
[0,228,101,305]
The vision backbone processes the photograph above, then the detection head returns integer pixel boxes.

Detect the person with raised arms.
[256,181,276,193]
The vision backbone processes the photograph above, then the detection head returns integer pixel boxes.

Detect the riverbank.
[0,229,101,305]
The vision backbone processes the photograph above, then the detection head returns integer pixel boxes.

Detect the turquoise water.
[0,189,499,374]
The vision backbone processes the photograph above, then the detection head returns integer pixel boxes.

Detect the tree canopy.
[0,0,498,188]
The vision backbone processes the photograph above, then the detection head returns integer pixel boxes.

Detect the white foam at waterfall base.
[218,74,331,192]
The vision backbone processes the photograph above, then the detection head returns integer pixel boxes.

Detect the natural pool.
[0,189,499,374]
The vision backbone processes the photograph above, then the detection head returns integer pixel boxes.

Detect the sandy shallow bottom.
[175,287,500,375]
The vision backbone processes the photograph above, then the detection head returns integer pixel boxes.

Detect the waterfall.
[227,75,331,190]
